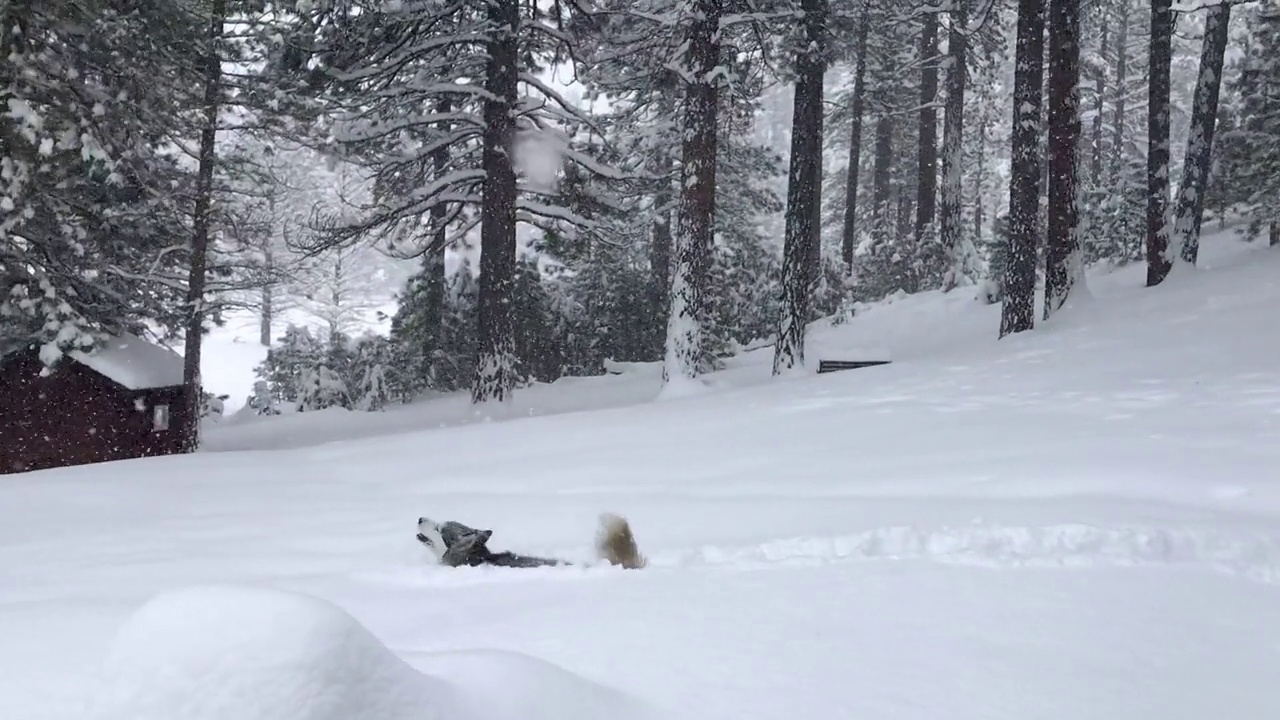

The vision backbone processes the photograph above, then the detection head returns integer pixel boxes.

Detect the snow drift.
[90,585,647,720]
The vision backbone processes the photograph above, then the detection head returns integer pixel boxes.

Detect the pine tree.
[914,7,942,285]
[305,0,616,404]
[663,0,724,385]
[1146,0,1174,286]
[0,0,203,355]
[839,10,870,272]
[1172,3,1232,265]
[1043,0,1084,319]
[774,0,830,374]
[1001,0,1046,337]
[939,0,977,292]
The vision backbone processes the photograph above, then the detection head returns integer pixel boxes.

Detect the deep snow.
[2,229,1280,719]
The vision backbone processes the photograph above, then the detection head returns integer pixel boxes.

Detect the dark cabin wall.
[0,349,190,474]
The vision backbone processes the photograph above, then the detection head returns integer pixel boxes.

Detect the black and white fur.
[416,513,646,569]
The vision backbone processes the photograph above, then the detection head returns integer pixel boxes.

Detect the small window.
[152,404,171,432]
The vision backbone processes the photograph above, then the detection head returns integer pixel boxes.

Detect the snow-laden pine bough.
[415,513,647,569]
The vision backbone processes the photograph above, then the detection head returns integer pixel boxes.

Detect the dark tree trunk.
[1001,0,1045,338]
[472,0,520,403]
[650,178,673,354]
[260,245,273,347]
[181,0,225,451]
[1146,0,1174,286]
[1044,0,1082,319]
[1173,4,1231,266]
[896,191,914,243]
[664,0,721,382]
[1091,25,1107,186]
[649,85,676,343]
[840,10,870,272]
[939,0,967,291]
[915,10,941,261]
[975,109,988,241]
[1110,3,1129,180]
[871,115,894,240]
[423,96,451,387]
[775,0,827,374]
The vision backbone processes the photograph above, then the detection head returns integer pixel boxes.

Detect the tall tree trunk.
[1109,3,1129,179]
[1044,0,1083,319]
[649,84,676,351]
[840,10,870,272]
[423,96,451,388]
[1000,0,1045,338]
[472,0,519,403]
[974,120,986,241]
[775,0,827,374]
[871,115,894,240]
[1172,4,1231,266]
[915,10,941,280]
[260,243,273,347]
[650,179,673,357]
[1145,0,1174,286]
[939,0,967,291]
[181,0,225,451]
[663,0,721,384]
[1091,25,1107,186]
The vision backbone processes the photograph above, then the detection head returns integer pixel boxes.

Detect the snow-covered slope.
[3,231,1279,720]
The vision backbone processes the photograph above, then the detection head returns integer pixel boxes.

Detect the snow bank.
[410,649,652,720]
[90,585,650,720]
[91,585,449,720]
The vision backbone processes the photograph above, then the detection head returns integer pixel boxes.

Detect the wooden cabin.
[0,333,192,474]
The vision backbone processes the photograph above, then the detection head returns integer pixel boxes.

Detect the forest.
[2,0,1276,447]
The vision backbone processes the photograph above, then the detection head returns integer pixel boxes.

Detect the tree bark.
[939,0,967,291]
[181,0,226,451]
[663,0,721,383]
[472,0,520,403]
[1044,0,1082,319]
[1109,3,1129,180]
[260,201,273,347]
[915,10,941,261]
[1000,0,1045,338]
[1145,0,1173,286]
[975,101,989,241]
[775,0,827,374]
[871,115,894,241]
[649,84,676,344]
[650,179,673,355]
[840,10,870,272]
[1172,4,1231,266]
[423,96,451,387]
[1091,25,1107,186]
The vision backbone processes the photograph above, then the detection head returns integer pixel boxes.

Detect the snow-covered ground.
[3,229,1280,719]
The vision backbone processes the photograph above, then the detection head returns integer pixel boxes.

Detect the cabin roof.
[66,333,185,391]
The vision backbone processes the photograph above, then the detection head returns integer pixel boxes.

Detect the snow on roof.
[68,332,185,390]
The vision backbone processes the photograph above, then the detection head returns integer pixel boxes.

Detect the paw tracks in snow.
[650,523,1280,584]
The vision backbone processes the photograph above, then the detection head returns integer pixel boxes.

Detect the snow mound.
[412,649,653,720]
[91,585,449,720]
[90,585,652,720]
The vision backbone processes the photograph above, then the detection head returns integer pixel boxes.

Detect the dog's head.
[416,516,493,564]
[416,517,449,563]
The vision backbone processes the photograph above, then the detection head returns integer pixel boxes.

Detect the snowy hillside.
[3,232,1280,719]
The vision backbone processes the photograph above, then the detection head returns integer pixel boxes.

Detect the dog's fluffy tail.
[594,513,647,569]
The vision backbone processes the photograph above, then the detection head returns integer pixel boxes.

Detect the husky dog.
[416,513,647,569]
